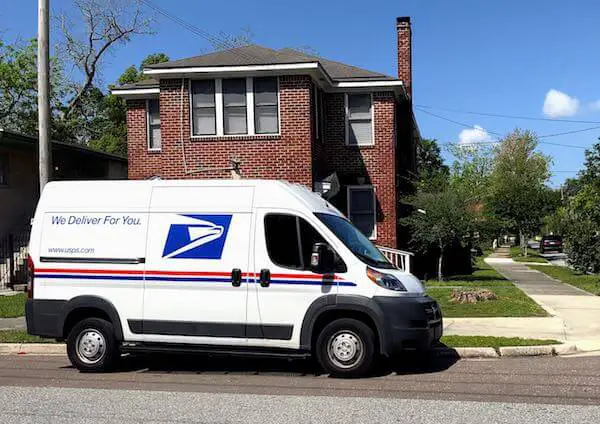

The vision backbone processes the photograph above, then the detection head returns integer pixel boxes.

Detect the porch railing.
[377,246,414,273]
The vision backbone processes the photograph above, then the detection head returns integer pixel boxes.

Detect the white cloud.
[458,125,492,144]
[589,100,600,111]
[543,89,579,118]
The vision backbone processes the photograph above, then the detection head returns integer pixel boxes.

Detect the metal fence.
[0,226,30,289]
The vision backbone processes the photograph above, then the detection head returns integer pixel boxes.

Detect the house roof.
[0,128,127,162]
[117,78,159,90]
[145,45,395,82]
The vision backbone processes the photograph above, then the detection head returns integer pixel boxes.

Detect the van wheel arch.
[300,295,389,356]
[61,296,124,341]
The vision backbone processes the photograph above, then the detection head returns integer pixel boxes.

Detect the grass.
[0,330,56,343]
[440,335,560,348]
[528,265,600,296]
[427,286,548,317]
[510,246,548,263]
[0,293,26,318]
[424,256,508,287]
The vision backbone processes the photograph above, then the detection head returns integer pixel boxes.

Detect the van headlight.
[366,267,407,291]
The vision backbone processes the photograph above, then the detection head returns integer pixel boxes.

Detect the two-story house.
[113,16,419,249]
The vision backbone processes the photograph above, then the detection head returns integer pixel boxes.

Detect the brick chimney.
[396,16,412,98]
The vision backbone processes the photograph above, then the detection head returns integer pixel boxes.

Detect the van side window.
[264,214,328,271]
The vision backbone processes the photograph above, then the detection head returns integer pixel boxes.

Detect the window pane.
[264,214,302,269]
[299,218,325,270]
[149,125,161,149]
[193,108,216,135]
[349,120,372,145]
[191,80,215,107]
[348,94,371,119]
[350,189,374,213]
[350,213,375,238]
[224,106,247,134]
[223,78,247,107]
[349,187,375,238]
[254,77,277,105]
[255,105,278,134]
[148,99,160,124]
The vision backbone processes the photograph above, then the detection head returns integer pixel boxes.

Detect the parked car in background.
[539,235,563,254]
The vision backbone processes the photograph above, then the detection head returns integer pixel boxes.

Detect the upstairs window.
[222,78,247,135]
[254,77,279,134]
[347,186,376,239]
[345,93,373,146]
[191,80,216,136]
[147,99,161,150]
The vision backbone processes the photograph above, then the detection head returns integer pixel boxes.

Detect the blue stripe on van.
[35,274,356,287]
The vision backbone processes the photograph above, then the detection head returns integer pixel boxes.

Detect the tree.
[559,140,600,273]
[0,38,66,136]
[416,138,449,190]
[57,0,153,117]
[117,52,169,85]
[487,129,551,256]
[402,188,477,281]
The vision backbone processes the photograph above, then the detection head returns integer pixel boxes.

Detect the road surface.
[1,354,600,423]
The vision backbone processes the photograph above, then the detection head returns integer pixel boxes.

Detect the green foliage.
[417,138,449,190]
[487,129,552,253]
[0,330,57,343]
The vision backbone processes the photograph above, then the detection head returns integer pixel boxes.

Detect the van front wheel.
[67,318,119,372]
[315,318,375,378]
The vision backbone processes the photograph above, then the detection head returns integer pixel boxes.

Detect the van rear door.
[140,185,253,346]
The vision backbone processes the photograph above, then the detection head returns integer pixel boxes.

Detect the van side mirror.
[310,242,335,274]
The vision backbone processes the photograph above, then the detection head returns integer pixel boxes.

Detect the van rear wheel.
[315,318,375,378]
[67,317,119,372]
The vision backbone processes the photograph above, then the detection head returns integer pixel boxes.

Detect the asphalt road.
[1,354,600,423]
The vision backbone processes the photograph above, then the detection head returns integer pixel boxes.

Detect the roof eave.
[111,87,160,100]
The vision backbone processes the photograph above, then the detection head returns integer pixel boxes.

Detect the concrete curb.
[1,341,599,359]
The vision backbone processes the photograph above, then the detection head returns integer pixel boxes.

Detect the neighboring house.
[113,16,419,249]
[0,129,127,287]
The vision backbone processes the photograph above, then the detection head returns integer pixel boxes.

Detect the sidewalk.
[0,317,25,331]
[444,258,600,342]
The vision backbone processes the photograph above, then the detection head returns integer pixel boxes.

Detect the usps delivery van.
[26,179,442,377]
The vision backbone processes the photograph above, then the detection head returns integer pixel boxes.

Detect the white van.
[26,179,442,377]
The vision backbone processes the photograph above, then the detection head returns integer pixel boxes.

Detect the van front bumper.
[373,295,443,354]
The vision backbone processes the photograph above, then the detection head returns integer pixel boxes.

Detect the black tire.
[66,317,119,372]
[315,318,376,378]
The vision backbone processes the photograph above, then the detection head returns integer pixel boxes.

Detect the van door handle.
[231,268,242,287]
[259,268,270,288]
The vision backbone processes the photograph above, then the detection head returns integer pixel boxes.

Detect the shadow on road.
[110,351,458,378]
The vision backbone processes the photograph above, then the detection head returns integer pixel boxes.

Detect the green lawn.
[440,335,560,348]
[0,293,26,318]
[424,256,508,287]
[510,246,548,263]
[0,330,56,343]
[427,286,548,317]
[528,265,600,296]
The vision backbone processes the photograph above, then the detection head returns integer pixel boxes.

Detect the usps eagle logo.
[162,215,232,259]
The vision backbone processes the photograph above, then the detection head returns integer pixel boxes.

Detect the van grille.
[424,302,442,325]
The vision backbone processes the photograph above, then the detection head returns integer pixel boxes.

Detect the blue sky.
[4,0,600,186]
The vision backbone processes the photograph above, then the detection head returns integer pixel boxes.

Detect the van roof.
[39,179,344,216]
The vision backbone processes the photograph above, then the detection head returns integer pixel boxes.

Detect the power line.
[416,108,593,149]
[415,104,600,125]
[139,0,261,63]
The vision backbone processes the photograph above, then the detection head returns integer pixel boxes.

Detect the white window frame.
[190,76,280,138]
[344,93,375,147]
[146,98,161,151]
[347,185,377,240]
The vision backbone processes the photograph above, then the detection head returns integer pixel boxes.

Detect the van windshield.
[315,213,394,269]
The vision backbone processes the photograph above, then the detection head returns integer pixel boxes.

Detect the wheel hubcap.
[327,331,364,369]
[76,329,106,365]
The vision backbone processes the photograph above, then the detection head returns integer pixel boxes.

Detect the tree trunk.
[519,229,528,257]
[438,250,444,282]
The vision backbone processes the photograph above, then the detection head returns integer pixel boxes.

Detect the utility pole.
[37,0,51,190]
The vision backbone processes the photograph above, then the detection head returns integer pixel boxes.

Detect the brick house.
[113,17,419,249]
